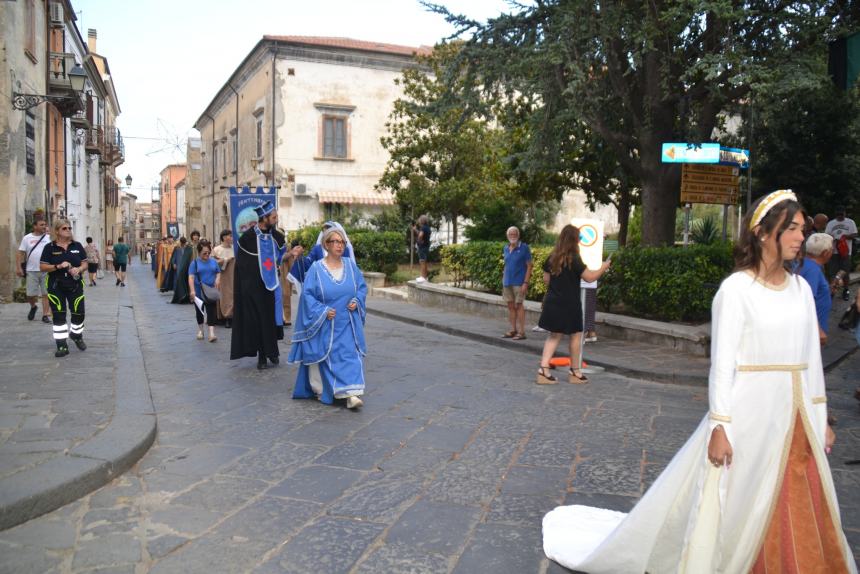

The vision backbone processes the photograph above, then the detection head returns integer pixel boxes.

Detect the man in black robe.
[230,202,299,370]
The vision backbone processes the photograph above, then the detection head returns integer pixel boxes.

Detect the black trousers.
[47,279,85,346]
[195,300,218,326]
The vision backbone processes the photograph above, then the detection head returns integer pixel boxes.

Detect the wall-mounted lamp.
[12,64,87,110]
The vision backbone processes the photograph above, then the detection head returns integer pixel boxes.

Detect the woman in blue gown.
[289,227,368,409]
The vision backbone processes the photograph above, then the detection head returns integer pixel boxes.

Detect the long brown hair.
[547,224,580,276]
[735,195,803,273]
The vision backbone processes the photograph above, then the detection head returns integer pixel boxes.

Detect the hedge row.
[290,225,405,277]
[440,242,551,301]
[440,241,735,322]
[598,243,733,321]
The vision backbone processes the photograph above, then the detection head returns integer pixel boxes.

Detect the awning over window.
[317,189,395,205]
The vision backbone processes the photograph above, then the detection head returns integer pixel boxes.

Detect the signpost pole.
[683,204,691,247]
[579,287,587,372]
[722,204,729,242]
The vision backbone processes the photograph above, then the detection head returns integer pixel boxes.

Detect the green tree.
[377,44,506,243]
[750,81,860,215]
[427,1,849,245]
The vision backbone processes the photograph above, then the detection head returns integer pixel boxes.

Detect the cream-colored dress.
[542,271,857,573]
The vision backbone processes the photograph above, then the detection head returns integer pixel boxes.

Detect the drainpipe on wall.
[226,82,239,189]
[63,118,68,221]
[271,52,276,191]
[44,5,52,222]
[203,112,216,236]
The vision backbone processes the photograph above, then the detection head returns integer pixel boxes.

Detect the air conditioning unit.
[49,2,64,27]
[295,183,307,196]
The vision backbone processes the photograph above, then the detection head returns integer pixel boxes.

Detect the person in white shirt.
[825,206,857,300]
[16,217,52,323]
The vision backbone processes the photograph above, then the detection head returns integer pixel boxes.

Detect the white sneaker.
[415,276,427,283]
[346,396,364,409]
[532,326,547,332]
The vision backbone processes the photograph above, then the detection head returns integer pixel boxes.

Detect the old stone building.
[0,0,123,300]
[193,36,430,234]
[158,164,187,238]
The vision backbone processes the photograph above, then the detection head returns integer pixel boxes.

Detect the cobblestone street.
[0,263,858,573]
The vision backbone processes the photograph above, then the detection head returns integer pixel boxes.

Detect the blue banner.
[228,186,277,256]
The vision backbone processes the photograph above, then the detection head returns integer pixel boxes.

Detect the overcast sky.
[72,0,515,202]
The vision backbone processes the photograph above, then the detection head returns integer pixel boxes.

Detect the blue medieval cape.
[255,226,286,326]
[289,258,367,404]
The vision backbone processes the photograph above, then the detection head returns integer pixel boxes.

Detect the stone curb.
[366,305,710,386]
[0,288,156,531]
[367,303,858,387]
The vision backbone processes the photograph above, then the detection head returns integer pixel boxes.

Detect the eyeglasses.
[326,239,345,245]
[59,226,71,230]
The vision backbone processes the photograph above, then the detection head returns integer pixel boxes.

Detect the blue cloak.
[289,258,367,404]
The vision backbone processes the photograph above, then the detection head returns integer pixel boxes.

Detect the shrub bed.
[597,243,734,322]
[441,241,734,322]
[440,242,550,301]
[289,225,404,278]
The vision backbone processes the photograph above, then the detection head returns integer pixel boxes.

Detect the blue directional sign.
[662,143,720,164]
[662,143,750,168]
[718,146,750,168]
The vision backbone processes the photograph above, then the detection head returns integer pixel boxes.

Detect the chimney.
[87,29,97,53]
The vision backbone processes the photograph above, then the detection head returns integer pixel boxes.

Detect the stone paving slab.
[0,264,855,573]
[0,266,155,530]
[366,292,859,386]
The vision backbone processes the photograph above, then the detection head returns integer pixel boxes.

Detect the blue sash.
[255,227,280,292]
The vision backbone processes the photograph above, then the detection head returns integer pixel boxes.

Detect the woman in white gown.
[543,190,857,573]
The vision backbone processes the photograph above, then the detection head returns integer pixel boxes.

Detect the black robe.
[170,246,193,304]
[230,226,286,360]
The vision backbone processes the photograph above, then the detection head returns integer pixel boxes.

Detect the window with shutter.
[315,104,354,160]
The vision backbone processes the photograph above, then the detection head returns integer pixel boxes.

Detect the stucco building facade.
[193,36,429,234]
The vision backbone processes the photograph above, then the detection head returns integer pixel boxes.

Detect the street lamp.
[125,174,133,187]
[11,64,87,110]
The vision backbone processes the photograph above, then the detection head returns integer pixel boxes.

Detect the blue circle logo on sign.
[579,224,598,247]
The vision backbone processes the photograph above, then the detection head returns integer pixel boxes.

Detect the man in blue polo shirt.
[502,226,533,340]
[797,233,834,345]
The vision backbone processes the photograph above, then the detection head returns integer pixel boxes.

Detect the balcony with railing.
[85,126,104,156]
[104,127,125,166]
[47,52,84,116]
[70,110,90,131]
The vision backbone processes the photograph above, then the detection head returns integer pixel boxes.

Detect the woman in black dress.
[537,224,611,384]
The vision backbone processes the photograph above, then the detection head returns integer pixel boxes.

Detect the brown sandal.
[536,366,558,385]
[568,368,589,384]
[502,330,517,338]
[512,332,527,340]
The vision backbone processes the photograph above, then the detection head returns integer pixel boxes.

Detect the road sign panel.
[662,143,750,168]
[719,146,750,168]
[680,191,738,205]
[571,218,604,270]
[662,143,720,164]
[681,182,738,194]
[681,164,739,176]
[682,165,739,186]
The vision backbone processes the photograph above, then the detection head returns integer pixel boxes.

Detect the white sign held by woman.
[570,218,604,270]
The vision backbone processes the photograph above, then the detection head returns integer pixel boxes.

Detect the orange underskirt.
[750,413,849,574]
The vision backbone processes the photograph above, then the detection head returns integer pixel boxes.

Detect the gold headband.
[749,189,797,230]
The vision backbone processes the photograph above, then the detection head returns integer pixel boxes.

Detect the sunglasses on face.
[326,239,345,245]
[60,226,71,230]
